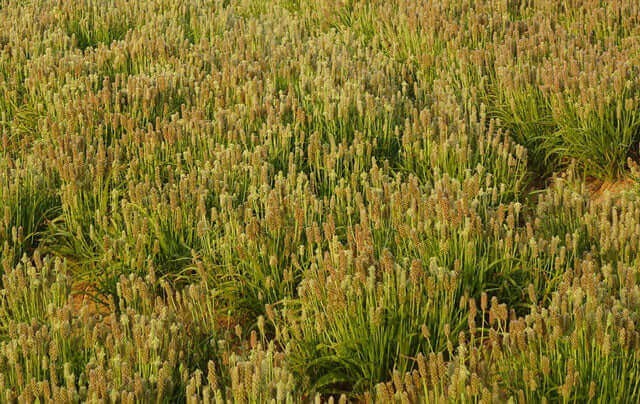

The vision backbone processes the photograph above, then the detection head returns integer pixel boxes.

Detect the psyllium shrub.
[400,87,530,201]
[586,189,640,268]
[373,293,511,403]
[0,160,60,270]
[0,256,227,402]
[545,84,640,180]
[186,340,299,403]
[0,257,88,402]
[494,258,640,402]
[489,82,558,177]
[276,148,558,395]
[0,253,70,338]
[278,248,463,395]
[56,0,139,51]
[532,173,640,277]
[376,258,640,403]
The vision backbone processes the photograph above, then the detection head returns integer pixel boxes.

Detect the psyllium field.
[1,0,640,402]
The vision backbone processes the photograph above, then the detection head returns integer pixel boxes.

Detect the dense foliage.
[1,0,640,402]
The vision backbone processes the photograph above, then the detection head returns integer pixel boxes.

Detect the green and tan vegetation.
[1,0,640,401]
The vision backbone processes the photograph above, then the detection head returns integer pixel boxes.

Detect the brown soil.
[70,281,111,316]
[69,280,246,336]
[586,177,635,204]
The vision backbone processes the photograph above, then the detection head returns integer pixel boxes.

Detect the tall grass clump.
[377,257,640,403]
[59,1,135,51]
[0,255,298,402]
[489,80,558,178]
[278,251,463,394]
[0,159,60,269]
[544,80,640,180]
